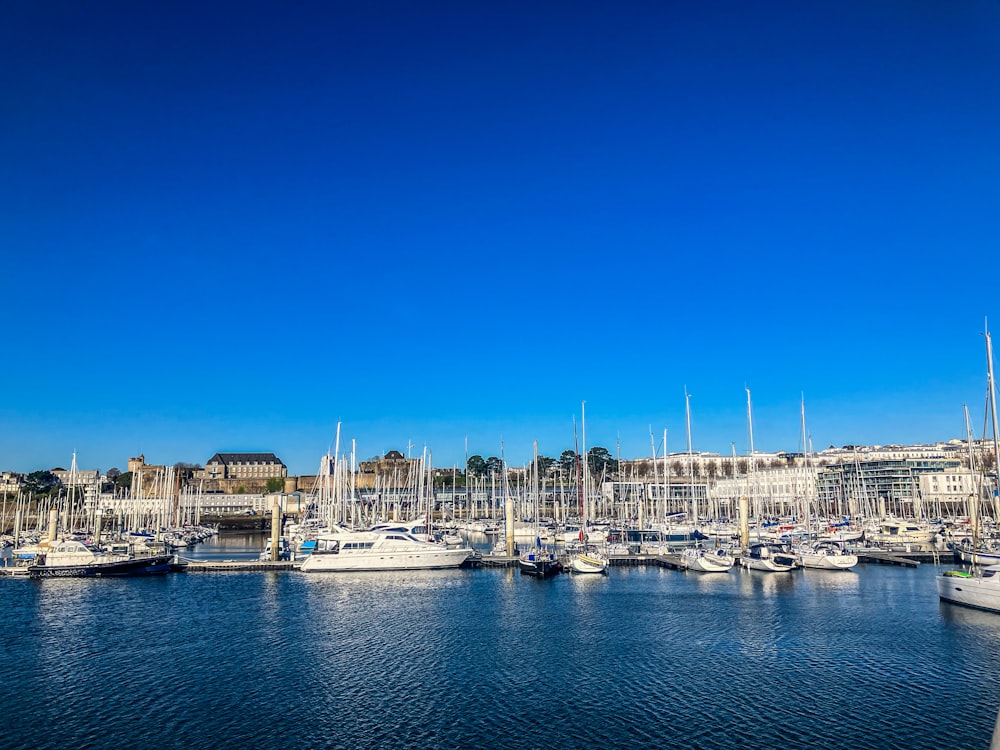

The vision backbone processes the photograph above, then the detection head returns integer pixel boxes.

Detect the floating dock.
[180,559,301,572]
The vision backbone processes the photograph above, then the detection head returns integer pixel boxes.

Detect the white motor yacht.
[300,527,473,572]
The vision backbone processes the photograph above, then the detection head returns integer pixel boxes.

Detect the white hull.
[301,547,471,571]
[798,550,858,570]
[867,523,937,547]
[681,548,734,573]
[745,558,797,572]
[817,530,864,544]
[300,528,472,572]
[937,567,1000,613]
[796,542,858,570]
[570,552,609,575]
[743,543,797,572]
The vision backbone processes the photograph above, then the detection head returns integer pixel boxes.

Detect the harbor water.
[4,532,1000,750]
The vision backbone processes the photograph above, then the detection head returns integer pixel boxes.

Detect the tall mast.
[985,321,1000,517]
[686,388,695,528]
[746,388,757,538]
[801,395,811,536]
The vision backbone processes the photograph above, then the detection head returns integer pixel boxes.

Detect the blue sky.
[3,0,1000,476]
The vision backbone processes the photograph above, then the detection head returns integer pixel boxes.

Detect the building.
[0,471,23,496]
[201,453,287,481]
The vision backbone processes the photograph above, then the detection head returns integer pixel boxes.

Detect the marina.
[4,530,1000,750]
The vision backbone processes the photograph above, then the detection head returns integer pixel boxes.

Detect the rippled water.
[4,534,1000,750]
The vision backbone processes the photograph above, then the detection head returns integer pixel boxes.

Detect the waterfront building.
[814,457,962,519]
[201,452,287,481]
[709,465,816,520]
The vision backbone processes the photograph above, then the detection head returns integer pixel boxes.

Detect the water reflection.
[799,567,861,594]
[736,567,797,597]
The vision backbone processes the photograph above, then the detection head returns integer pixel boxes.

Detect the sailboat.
[741,388,797,572]
[679,391,733,573]
[518,441,563,578]
[794,396,858,570]
[938,326,1000,612]
[570,403,609,575]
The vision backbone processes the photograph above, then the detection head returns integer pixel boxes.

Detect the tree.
[265,477,284,493]
[557,450,580,475]
[23,470,59,496]
[587,446,618,477]
[115,472,134,493]
[467,455,487,478]
[102,467,121,492]
[706,460,719,480]
[484,456,504,476]
[529,455,556,478]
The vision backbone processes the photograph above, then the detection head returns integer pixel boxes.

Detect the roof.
[206,452,285,466]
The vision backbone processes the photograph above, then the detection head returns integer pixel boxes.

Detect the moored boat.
[28,539,176,579]
[937,565,1000,613]
[518,548,563,577]
[796,541,858,570]
[680,546,735,573]
[743,541,798,572]
[299,527,473,572]
[569,547,608,575]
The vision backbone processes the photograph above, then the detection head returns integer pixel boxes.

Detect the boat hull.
[300,548,472,572]
[28,554,176,579]
[745,558,797,572]
[569,553,608,575]
[518,553,563,577]
[743,543,798,572]
[937,571,1000,613]
[681,549,734,573]
[798,552,858,570]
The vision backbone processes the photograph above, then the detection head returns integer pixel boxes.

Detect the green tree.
[115,471,133,492]
[485,456,504,476]
[265,477,284,493]
[529,455,556,478]
[24,470,60,496]
[467,455,487,478]
[706,460,719,480]
[587,446,618,478]
[557,450,580,476]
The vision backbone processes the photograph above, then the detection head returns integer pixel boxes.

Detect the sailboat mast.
[800,395,811,536]
[686,388,695,529]
[985,325,1000,512]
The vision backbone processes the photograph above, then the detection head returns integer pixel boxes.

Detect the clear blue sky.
[3,0,999,476]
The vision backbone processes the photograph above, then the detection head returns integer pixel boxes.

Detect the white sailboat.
[570,402,609,575]
[679,391,733,573]
[681,545,735,572]
[938,325,1000,612]
[742,388,797,572]
[795,396,857,571]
